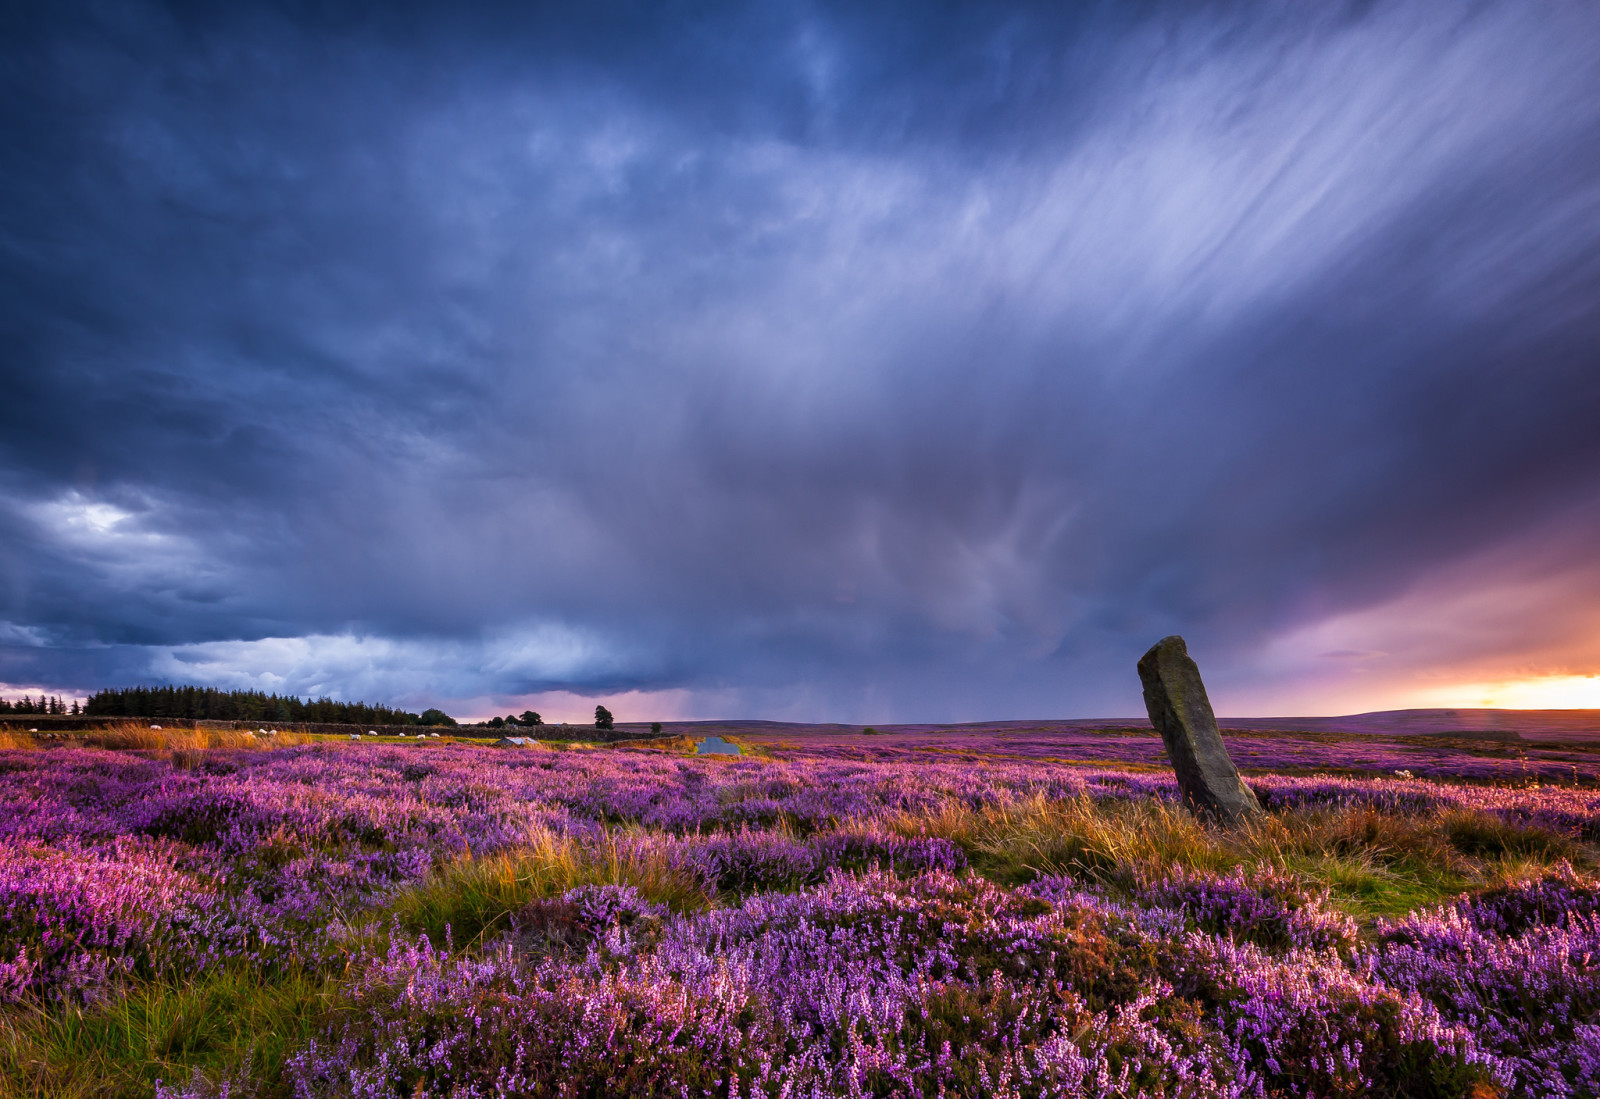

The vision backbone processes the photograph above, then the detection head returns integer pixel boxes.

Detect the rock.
[1137,635,1261,823]
[495,736,532,747]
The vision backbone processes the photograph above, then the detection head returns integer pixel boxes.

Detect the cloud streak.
[3,1,1599,718]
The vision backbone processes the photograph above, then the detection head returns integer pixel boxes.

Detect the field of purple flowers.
[750,724,1600,786]
[0,728,1597,1098]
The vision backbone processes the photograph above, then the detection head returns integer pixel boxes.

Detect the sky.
[3,0,1600,723]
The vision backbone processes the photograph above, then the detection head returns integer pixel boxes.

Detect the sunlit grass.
[0,722,313,754]
[0,965,334,1099]
[891,794,1594,919]
[382,828,710,950]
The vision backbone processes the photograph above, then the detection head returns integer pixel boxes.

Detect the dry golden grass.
[893,793,1595,917]
[0,722,310,755]
[719,735,771,758]
[384,827,709,951]
[98,723,311,752]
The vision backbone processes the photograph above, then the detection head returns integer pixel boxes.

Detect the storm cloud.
[4,1,1599,719]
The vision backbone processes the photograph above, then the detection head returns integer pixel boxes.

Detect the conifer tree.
[82,685,423,725]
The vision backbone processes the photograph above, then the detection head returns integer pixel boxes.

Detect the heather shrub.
[507,884,668,959]
[138,788,260,848]
[811,827,967,876]
[1448,865,1600,934]
[779,870,1161,1010]
[0,840,249,1003]
[1136,865,1359,952]
[289,872,1233,1098]
[663,826,967,894]
[287,934,766,1099]
[1166,935,1497,1098]
[1369,893,1600,1097]
[669,828,817,892]
[281,867,1529,1099]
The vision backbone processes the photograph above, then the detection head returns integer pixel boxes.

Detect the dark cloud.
[3,0,1599,718]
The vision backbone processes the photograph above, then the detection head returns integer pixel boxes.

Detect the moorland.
[0,714,1596,1098]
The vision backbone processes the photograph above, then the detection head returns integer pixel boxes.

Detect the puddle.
[696,736,742,755]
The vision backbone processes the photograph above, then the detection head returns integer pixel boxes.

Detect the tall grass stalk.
[894,794,1592,917]
[382,828,709,949]
[0,722,311,756]
[0,965,334,1099]
[79,724,310,752]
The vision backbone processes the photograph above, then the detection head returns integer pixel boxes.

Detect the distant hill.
[1215,708,1600,742]
[631,709,1600,744]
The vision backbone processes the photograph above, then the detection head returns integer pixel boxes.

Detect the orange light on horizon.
[1414,674,1600,710]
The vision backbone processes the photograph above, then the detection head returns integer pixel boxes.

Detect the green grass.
[0,965,335,1099]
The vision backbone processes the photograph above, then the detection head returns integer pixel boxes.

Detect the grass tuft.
[893,795,1592,918]
[1439,809,1574,859]
[381,829,709,950]
[0,965,334,1099]
[73,724,310,753]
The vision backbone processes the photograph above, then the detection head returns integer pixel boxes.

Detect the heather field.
[741,723,1600,786]
[1,726,1598,1098]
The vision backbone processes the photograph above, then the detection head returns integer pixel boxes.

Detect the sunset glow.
[1417,675,1600,711]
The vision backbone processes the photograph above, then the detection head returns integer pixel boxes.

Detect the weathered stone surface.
[1137,635,1261,823]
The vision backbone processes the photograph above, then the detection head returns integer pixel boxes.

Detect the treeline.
[0,695,76,715]
[82,686,449,726]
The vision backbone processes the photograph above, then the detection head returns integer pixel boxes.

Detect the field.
[0,722,1597,1098]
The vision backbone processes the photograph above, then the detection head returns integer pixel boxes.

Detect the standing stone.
[1137,635,1261,823]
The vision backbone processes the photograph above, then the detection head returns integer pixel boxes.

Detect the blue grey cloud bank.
[4,1,1600,719]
